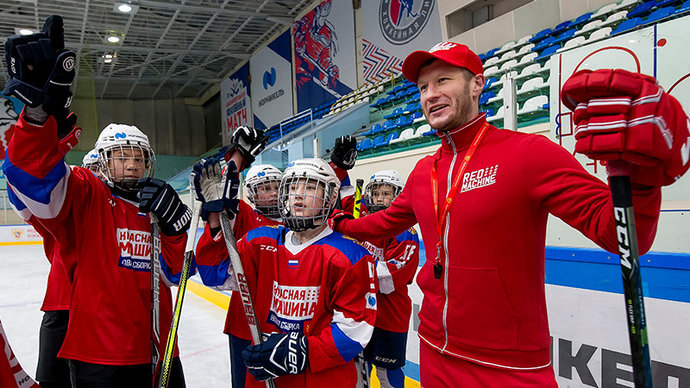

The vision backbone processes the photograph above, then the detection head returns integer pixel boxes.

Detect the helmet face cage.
[98,142,155,191]
[247,177,282,219]
[279,174,338,232]
[364,179,402,213]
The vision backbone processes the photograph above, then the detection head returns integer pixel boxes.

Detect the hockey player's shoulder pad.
[244,224,285,244]
[319,232,371,265]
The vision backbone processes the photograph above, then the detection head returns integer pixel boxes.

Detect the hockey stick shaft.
[218,211,276,388]
[608,162,653,388]
[351,179,370,388]
[353,179,364,219]
[150,217,162,380]
[156,201,202,388]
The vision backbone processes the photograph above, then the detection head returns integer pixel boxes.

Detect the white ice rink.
[0,244,232,387]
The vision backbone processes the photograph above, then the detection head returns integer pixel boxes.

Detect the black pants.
[229,334,251,388]
[36,310,71,388]
[68,357,185,388]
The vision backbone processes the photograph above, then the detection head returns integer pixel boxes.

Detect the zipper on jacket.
[441,131,457,352]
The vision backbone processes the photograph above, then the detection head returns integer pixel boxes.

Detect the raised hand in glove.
[231,126,268,168]
[327,209,354,232]
[3,15,76,119]
[138,178,192,236]
[330,135,358,170]
[190,157,239,221]
[561,69,690,187]
[242,332,308,381]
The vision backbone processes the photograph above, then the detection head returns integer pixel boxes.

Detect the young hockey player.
[3,16,193,386]
[81,148,103,179]
[194,161,283,388]
[359,170,419,388]
[330,42,690,386]
[193,157,377,387]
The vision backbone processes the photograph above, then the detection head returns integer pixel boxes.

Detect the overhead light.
[15,28,36,35]
[107,36,121,43]
[114,2,138,14]
[102,53,116,64]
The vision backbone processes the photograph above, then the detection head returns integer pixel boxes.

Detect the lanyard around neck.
[430,122,489,278]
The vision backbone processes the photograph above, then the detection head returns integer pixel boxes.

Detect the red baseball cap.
[402,41,484,84]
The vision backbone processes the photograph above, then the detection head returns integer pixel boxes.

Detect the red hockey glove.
[561,69,690,186]
[327,209,354,232]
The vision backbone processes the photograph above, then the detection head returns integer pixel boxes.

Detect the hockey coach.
[329,41,690,386]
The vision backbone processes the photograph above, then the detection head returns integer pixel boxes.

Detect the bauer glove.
[3,15,75,118]
[137,178,192,236]
[242,331,308,381]
[190,157,239,221]
[561,69,690,187]
[230,126,268,168]
[330,135,358,170]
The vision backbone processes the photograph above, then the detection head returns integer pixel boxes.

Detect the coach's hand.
[561,69,690,187]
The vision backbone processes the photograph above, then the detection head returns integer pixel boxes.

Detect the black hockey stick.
[608,161,653,388]
[218,211,276,388]
[156,201,202,388]
[351,178,370,388]
[150,216,162,383]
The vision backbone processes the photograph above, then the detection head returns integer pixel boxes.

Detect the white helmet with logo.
[245,164,283,219]
[81,148,99,168]
[279,158,340,231]
[364,169,404,213]
[95,123,155,191]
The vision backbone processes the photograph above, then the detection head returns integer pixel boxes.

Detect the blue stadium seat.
[572,12,593,26]
[532,36,557,53]
[656,0,682,6]
[484,77,497,89]
[359,138,373,151]
[535,45,560,62]
[479,91,496,105]
[627,1,657,18]
[678,0,690,13]
[372,135,386,148]
[384,107,403,120]
[644,6,675,23]
[410,111,423,121]
[384,132,398,146]
[529,28,553,43]
[397,115,413,129]
[552,29,576,45]
[382,120,396,132]
[612,17,642,35]
[551,20,572,35]
[422,127,436,136]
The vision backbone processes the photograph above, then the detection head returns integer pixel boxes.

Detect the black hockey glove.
[190,157,240,221]
[230,126,268,168]
[137,178,192,236]
[330,135,357,170]
[242,332,308,381]
[3,15,76,117]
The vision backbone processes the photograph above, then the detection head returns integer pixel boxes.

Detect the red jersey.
[195,199,281,338]
[360,228,419,333]
[236,225,377,388]
[4,114,188,365]
[7,189,72,312]
[334,113,661,370]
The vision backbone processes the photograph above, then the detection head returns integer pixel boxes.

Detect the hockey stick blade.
[156,201,202,388]
[608,161,653,388]
[219,211,276,388]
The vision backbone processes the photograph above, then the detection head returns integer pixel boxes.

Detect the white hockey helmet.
[279,158,340,231]
[364,170,404,213]
[245,164,282,219]
[81,148,99,168]
[95,123,155,191]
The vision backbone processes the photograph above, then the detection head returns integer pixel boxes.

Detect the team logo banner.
[361,0,441,84]
[220,62,253,146]
[293,0,355,112]
[250,30,294,130]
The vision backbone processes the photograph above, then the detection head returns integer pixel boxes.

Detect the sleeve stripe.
[5,158,70,219]
[332,310,374,349]
[6,186,31,221]
[195,258,232,287]
[330,321,364,362]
